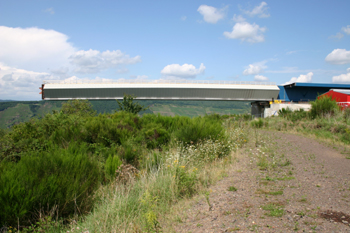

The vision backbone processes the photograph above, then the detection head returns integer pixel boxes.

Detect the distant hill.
[0,100,250,129]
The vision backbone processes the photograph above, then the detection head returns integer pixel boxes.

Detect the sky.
[0,0,350,100]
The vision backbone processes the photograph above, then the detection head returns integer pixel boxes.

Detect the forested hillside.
[0,100,250,129]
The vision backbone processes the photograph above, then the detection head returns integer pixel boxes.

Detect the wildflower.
[180,166,185,168]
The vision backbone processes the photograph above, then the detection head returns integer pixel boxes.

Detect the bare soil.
[172,131,350,232]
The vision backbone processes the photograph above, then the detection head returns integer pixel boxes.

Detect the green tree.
[117,94,148,114]
[61,99,96,116]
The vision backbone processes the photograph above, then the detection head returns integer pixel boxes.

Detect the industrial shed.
[277,82,350,102]
[320,89,350,109]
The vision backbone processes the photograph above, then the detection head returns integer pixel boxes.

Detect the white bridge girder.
[41,81,280,102]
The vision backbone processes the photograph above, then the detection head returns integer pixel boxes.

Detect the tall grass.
[68,127,246,232]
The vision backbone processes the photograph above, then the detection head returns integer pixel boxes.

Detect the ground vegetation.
[0,99,247,232]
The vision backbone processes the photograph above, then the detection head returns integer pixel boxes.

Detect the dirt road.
[173,131,350,232]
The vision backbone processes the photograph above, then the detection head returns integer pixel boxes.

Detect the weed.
[293,221,299,231]
[277,176,295,181]
[297,211,306,217]
[257,156,269,170]
[280,159,292,166]
[228,186,238,192]
[140,190,162,232]
[299,195,308,202]
[268,190,284,195]
[261,203,285,217]
[204,190,212,210]
[224,211,231,215]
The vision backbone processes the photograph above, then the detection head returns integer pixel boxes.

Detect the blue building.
[277,82,350,102]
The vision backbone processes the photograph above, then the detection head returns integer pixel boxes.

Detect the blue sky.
[0,0,350,100]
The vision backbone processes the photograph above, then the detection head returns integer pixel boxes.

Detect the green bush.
[175,166,197,198]
[0,145,101,226]
[141,122,170,149]
[251,118,264,128]
[174,116,224,144]
[61,99,96,117]
[278,108,293,118]
[310,95,339,119]
[105,155,122,179]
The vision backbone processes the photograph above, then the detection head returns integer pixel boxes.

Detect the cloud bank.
[70,49,141,73]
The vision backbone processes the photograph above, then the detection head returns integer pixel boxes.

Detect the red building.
[320,89,350,109]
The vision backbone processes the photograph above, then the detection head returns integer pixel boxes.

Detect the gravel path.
[172,131,350,232]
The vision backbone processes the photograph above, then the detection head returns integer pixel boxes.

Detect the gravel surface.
[172,131,350,232]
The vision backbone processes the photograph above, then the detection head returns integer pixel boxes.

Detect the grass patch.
[228,186,238,192]
[256,189,283,195]
[261,203,285,217]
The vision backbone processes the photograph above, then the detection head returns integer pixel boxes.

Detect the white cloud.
[0,26,143,99]
[44,7,55,14]
[332,68,350,83]
[243,64,262,75]
[70,49,141,73]
[341,25,350,35]
[286,72,313,84]
[243,61,267,75]
[223,21,266,43]
[332,73,350,83]
[329,32,344,40]
[197,5,226,24]
[181,16,187,21]
[161,63,205,79]
[0,26,76,71]
[242,2,270,18]
[232,14,246,23]
[0,63,53,100]
[117,68,129,74]
[325,49,350,65]
[254,75,269,81]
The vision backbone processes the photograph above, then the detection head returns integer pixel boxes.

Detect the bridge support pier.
[251,101,270,118]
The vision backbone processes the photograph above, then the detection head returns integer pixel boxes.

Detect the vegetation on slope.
[0,100,250,129]
[0,99,247,232]
[251,96,350,145]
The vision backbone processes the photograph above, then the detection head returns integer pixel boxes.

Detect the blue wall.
[277,83,350,102]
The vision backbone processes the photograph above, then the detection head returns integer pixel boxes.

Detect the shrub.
[310,95,339,119]
[251,118,264,128]
[0,146,101,226]
[105,155,123,179]
[141,122,170,149]
[174,116,224,144]
[278,108,293,118]
[175,166,198,198]
[117,95,148,114]
[61,99,96,117]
